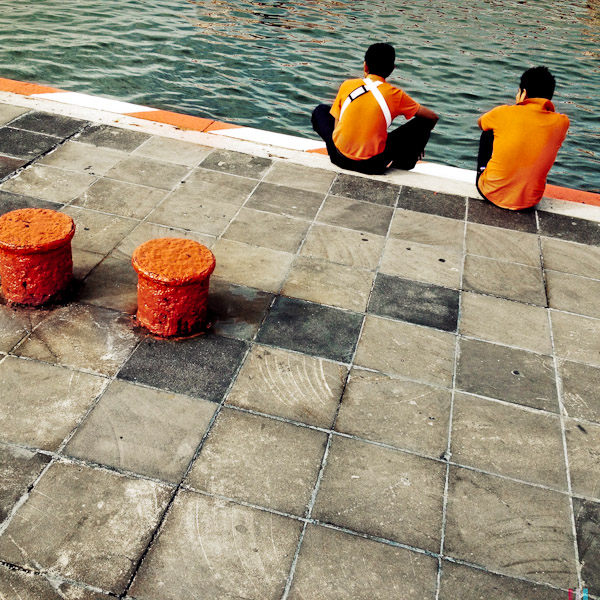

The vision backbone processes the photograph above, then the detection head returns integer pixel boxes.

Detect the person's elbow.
[416,105,439,125]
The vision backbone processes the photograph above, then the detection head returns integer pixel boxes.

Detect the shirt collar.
[518,98,556,112]
[366,74,386,83]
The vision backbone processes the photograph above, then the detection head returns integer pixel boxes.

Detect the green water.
[1,0,598,191]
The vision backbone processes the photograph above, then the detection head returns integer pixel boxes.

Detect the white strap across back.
[339,78,392,128]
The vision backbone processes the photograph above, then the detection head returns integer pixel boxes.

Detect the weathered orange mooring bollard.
[132,238,216,337]
[0,208,75,306]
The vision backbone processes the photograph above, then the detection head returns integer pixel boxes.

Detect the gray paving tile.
[10,111,88,137]
[76,124,151,151]
[452,392,567,488]
[456,338,558,411]
[444,467,578,588]
[263,161,335,193]
[0,356,106,450]
[40,141,127,176]
[72,248,105,280]
[129,490,302,600]
[256,296,363,363]
[105,155,190,190]
[565,419,600,500]
[0,127,60,159]
[225,344,347,428]
[199,149,272,178]
[65,379,216,483]
[369,273,459,331]
[330,173,399,207]
[397,186,466,220]
[538,211,600,246]
[467,196,538,233]
[547,270,600,319]
[0,189,62,214]
[316,194,393,235]
[0,103,29,126]
[0,154,27,179]
[176,167,258,205]
[559,359,600,423]
[542,236,600,279]
[551,311,600,367]
[389,208,465,251]
[336,370,451,458]
[288,525,438,600]
[0,461,170,594]
[132,136,212,166]
[187,408,327,515]
[573,498,600,596]
[0,304,50,353]
[118,334,249,402]
[246,181,325,220]
[312,436,446,551]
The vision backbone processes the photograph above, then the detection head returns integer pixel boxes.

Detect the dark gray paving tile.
[368,273,459,331]
[574,497,600,596]
[246,181,325,220]
[118,334,249,402]
[538,211,600,246]
[467,196,538,233]
[0,189,62,214]
[256,296,363,363]
[317,194,393,235]
[330,173,399,207]
[200,149,272,179]
[0,155,27,179]
[0,127,59,159]
[397,186,466,220]
[76,124,151,151]
[10,111,89,137]
[456,338,558,412]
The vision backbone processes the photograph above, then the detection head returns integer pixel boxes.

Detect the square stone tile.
[76,124,150,151]
[288,525,438,600]
[397,186,466,220]
[355,315,455,387]
[132,136,212,166]
[211,239,294,293]
[380,238,462,289]
[223,207,310,253]
[225,344,347,428]
[246,181,325,220]
[559,359,600,423]
[444,467,577,588]
[463,254,546,305]
[256,296,363,363]
[0,189,62,214]
[438,561,565,600]
[0,154,27,179]
[456,338,558,411]
[551,311,600,367]
[0,462,170,594]
[546,270,600,319]
[0,304,50,353]
[452,393,567,488]
[176,167,258,206]
[16,304,139,377]
[300,224,386,270]
[129,490,302,600]
[105,155,190,190]
[0,127,59,160]
[466,223,541,267]
[312,436,445,551]
[459,291,552,354]
[316,194,393,236]
[187,409,326,515]
[369,273,459,331]
[467,196,538,233]
[330,173,399,206]
[282,256,374,312]
[39,141,127,175]
[0,444,51,522]
[71,176,168,220]
[65,379,216,483]
[72,248,105,280]
[0,103,29,126]
[118,334,249,401]
[263,161,335,193]
[565,419,600,500]
[573,498,600,596]
[389,208,465,251]
[200,149,272,178]
[10,111,88,137]
[1,164,96,203]
[336,369,451,458]
[208,280,274,341]
[538,211,600,246]
[542,236,600,279]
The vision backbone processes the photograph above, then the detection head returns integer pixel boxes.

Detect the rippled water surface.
[1,0,598,191]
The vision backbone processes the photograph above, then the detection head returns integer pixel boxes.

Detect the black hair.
[520,66,556,100]
[365,43,395,79]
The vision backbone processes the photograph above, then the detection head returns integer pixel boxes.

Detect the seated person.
[476,66,569,211]
[312,42,439,175]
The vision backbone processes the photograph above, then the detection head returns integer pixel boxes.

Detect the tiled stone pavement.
[0,102,599,599]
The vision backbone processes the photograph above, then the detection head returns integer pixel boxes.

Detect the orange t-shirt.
[330,74,420,161]
[478,98,569,210]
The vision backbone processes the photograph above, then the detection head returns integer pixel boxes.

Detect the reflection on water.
[0,0,598,191]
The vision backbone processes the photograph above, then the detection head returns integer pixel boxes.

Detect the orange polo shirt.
[330,74,420,161]
[478,98,569,210]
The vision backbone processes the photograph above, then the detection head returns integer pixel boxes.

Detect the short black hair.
[365,43,395,79]
[520,66,556,100]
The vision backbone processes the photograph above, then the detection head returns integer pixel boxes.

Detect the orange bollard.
[132,238,216,337]
[0,208,75,306]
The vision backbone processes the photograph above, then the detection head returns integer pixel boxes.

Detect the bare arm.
[415,104,439,124]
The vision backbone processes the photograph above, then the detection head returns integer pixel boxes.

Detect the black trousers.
[311,104,434,175]
[476,129,494,199]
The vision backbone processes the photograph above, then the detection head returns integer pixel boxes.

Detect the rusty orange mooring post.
[132,238,216,337]
[0,208,75,306]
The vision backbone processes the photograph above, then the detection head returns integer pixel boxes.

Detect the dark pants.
[476,129,494,199]
[311,104,434,175]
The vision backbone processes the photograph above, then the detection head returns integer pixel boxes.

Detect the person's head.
[518,66,556,100]
[364,43,395,79]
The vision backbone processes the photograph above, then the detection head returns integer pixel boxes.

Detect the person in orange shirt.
[312,43,439,175]
[476,66,569,211]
